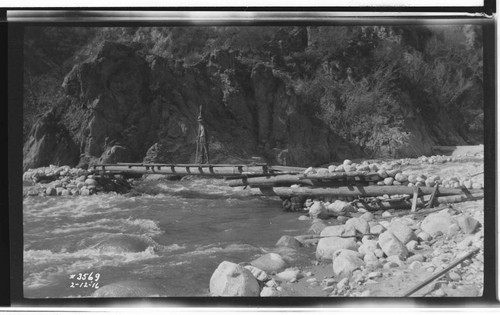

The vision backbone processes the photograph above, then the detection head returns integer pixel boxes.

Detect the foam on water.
[23,177,308,297]
[48,217,162,237]
[24,194,133,219]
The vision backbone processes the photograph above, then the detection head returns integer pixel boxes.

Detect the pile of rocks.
[416,153,483,164]
[303,202,483,297]
[23,165,130,197]
[208,200,483,297]
[209,252,293,297]
[305,159,484,189]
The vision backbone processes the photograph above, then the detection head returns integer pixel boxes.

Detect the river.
[23,178,313,298]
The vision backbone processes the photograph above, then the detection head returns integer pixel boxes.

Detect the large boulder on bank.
[420,212,457,235]
[309,201,328,219]
[320,225,345,237]
[345,218,370,235]
[276,235,302,249]
[210,261,260,296]
[378,231,408,259]
[244,265,269,282]
[316,237,358,260]
[388,220,417,245]
[456,215,480,234]
[325,200,355,215]
[250,253,287,274]
[308,220,327,235]
[332,249,365,278]
[276,268,301,282]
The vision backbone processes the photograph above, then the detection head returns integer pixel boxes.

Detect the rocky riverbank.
[209,199,484,297]
[22,165,132,197]
[208,148,484,297]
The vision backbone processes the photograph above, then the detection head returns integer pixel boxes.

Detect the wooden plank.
[226,175,315,187]
[90,164,272,176]
[301,171,379,179]
[101,163,268,168]
[270,165,306,173]
[253,186,482,198]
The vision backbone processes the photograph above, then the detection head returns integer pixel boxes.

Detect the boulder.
[250,253,287,274]
[407,253,425,263]
[316,237,358,260]
[359,212,374,222]
[395,173,408,182]
[363,252,379,265]
[244,265,269,282]
[276,268,301,282]
[378,231,408,259]
[85,178,98,186]
[309,201,328,219]
[210,261,260,296]
[388,220,417,245]
[417,231,432,242]
[358,239,378,256]
[386,255,405,267]
[326,200,355,215]
[456,215,480,234]
[46,187,57,196]
[382,211,392,218]
[320,225,345,237]
[337,216,349,224]
[332,249,365,278]
[384,177,394,185]
[308,220,327,235]
[370,224,386,235]
[260,287,280,297]
[406,240,418,252]
[276,235,302,249]
[345,218,370,234]
[421,213,457,235]
[335,165,345,172]
[408,261,422,270]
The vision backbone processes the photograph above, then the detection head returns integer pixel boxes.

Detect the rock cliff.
[22,26,484,171]
[23,40,360,170]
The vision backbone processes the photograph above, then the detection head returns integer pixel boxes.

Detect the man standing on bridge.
[196,105,210,164]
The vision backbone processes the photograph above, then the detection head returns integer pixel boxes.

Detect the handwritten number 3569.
[76,272,100,281]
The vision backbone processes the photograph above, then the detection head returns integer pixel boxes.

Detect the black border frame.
[4,7,498,309]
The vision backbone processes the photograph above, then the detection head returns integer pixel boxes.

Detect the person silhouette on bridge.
[196,105,210,164]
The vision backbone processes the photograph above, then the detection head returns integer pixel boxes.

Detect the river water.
[23,178,313,298]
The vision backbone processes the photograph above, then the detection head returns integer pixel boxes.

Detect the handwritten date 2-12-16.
[69,272,100,289]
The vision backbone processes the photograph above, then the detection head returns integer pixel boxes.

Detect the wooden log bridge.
[90,163,298,177]
[90,163,483,209]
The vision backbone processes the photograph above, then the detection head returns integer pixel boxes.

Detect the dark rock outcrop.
[23,109,80,171]
[23,40,358,170]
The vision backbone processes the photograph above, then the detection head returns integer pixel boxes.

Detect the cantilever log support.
[427,183,440,208]
[411,186,420,212]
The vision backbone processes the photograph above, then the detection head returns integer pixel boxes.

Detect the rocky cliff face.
[23,25,484,171]
[23,41,360,171]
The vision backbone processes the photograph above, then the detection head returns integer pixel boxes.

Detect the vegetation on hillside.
[23,25,484,156]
